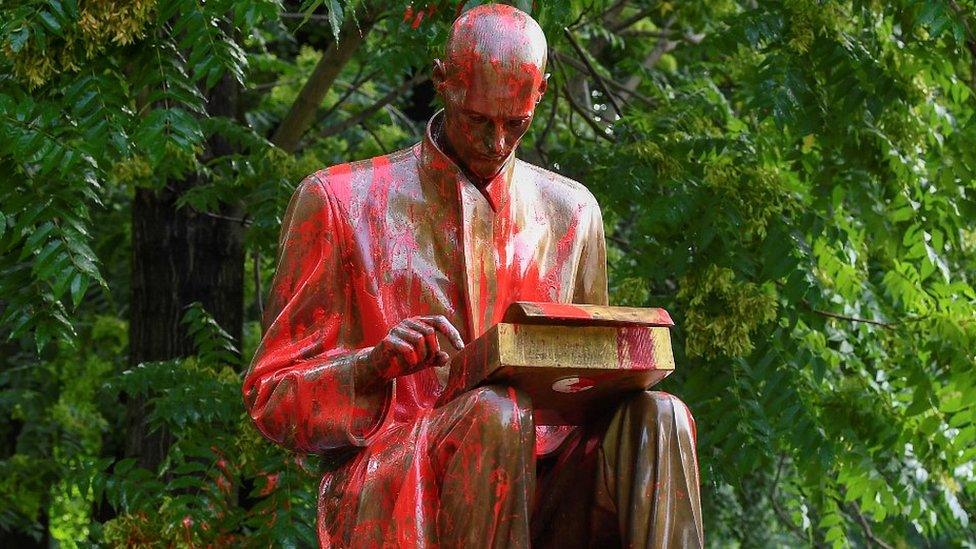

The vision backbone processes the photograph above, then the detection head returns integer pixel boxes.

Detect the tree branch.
[360,121,388,151]
[563,28,624,118]
[608,234,631,251]
[621,28,706,44]
[845,503,895,549]
[197,210,251,226]
[561,83,617,142]
[552,51,656,107]
[802,300,895,329]
[271,4,380,152]
[279,12,333,22]
[247,77,302,93]
[319,65,379,122]
[329,79,420,136]
[608,5,657,32]
[319,72,429,138]
[601,0,631,25]
[623,15,677,93]
[565,3,595,30]
[769,455,809,542]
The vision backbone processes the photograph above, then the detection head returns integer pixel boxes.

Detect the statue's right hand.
[367,315,465,381]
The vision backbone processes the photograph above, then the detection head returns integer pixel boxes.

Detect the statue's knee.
[462,385,534,436]
[624,391,697,440]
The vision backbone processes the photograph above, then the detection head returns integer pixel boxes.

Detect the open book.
[435,302,676,425]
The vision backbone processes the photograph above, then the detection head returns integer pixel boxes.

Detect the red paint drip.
[616,327,654,369]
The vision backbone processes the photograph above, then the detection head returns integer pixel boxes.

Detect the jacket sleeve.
[573,198,610,306]
[242,174,390,453]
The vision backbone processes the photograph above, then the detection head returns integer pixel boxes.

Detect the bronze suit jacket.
[244,111,608,457]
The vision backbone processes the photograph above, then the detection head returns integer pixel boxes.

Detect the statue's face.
[434,45,547,181]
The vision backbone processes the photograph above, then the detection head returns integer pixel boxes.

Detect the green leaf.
[918,415,941,436]
[327,0,343,40]
[21,220,56,260]
[69,272,88,307]
[38,11,63,36]
[9,27,30,53]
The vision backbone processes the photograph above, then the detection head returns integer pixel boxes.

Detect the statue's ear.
[536,73,549,102]
[432,59,448,94]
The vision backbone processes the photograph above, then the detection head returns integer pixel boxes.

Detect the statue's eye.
[507,117,529,128]
[468,114,488,124]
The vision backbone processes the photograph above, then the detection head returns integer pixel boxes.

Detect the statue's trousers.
[318,386,702,548]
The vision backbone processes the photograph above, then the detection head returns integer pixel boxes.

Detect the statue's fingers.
[405,319,440,358]
[423,315,464,350]
[396,326,429,362]
[387,333,420,367]
[404,318,433,335]
[424,330,440,359]
[434,351,450,365]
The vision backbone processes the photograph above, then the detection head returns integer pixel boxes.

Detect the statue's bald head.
[432,4,549,181]
[436,4,548,105]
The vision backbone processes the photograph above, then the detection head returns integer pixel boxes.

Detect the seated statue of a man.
[244,4,703,547]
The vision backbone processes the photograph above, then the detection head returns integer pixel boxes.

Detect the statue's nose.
[487,124,506,155]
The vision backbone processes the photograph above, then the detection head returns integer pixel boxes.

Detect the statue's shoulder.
[301,146,418,203]
[515,159,600,213]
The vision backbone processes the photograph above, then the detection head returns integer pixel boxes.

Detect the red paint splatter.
[240,4,701,546]
[259,472,280,496]
[616,327,654,369]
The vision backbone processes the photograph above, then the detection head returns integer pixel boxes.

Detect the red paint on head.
[434,4,548,182]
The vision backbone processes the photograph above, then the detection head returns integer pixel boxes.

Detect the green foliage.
[552,0,976,544]
[679,265,778,358]
[1,0,975,546]
[94,305,318,547]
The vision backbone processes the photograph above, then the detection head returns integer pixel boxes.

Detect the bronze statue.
[244,4,703,547]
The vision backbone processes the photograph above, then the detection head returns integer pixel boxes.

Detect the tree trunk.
[272,3,380,152]
[125,72,244,469]
[122,0,381,475]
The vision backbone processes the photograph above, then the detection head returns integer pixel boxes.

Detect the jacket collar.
[416,109,515,212]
